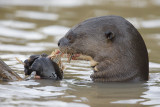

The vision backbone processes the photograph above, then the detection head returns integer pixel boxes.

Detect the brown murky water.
[0,0,160,107]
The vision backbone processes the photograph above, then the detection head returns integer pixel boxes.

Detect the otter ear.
[105,31,115,40]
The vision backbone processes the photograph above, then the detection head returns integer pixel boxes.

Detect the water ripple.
[0,100,90,107]
[0,26,46,40]
[15,10,59,21]
[0,44,45,52]
[39,25,70,36]
[0,20,36,29]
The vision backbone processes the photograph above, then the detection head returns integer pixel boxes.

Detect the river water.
[0,0,160,107]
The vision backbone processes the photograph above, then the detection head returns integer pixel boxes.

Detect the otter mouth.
[59,46,82,62]
[67,53,99,72]
[59,47,99,73]
[59,46,99,72]
[66,53,80,63]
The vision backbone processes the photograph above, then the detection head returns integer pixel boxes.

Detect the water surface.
[0,0,160,107]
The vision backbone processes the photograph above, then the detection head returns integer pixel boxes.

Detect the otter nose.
[58,41,60,46]
[57,38,63,47]
[58,37,69,47]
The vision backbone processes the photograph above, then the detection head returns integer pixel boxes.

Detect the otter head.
[58,16,121,62]
[58,16,149,81]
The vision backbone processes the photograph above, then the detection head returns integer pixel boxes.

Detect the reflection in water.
[0,44,45,52]
[16,10,59,21]
[127,18,160,29]
[39,25,70,36]
[0,0,92,7]
[0,20,36,29]
[0,0,160,107]
[0,26,45,40]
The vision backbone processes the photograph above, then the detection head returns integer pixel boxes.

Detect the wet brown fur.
[58,15,149,82]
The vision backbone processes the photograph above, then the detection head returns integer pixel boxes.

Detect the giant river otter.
[58,15,149,82]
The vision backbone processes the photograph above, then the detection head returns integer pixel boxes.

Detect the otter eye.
[66,31,76,43]
[66,35,74,43]
[105,31,115,40]
[67,35,72,41]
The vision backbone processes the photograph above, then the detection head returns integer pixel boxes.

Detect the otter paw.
[93,66,98,72]
[90,60,98,67]
[94,78,107,82]
[90,71,107,79]
[90,73,107,82]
